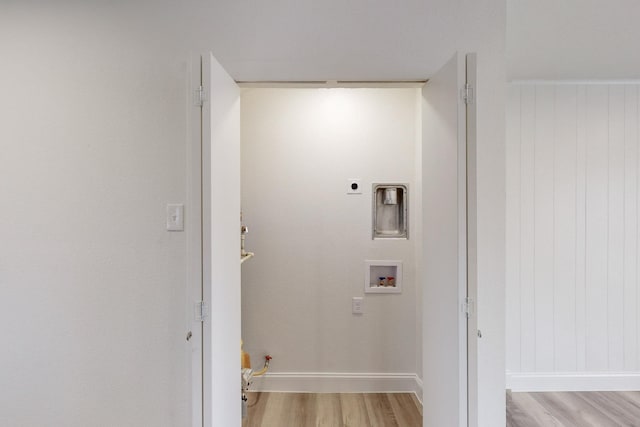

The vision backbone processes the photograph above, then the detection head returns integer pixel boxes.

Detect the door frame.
[465,53,478,427]
[187,53,204,427]
[186,51,477,427]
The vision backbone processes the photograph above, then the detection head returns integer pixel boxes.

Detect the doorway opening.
[189,52,476,427]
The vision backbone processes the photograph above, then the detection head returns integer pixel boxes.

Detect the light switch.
[166,204,184,231]
[352,297,364,314]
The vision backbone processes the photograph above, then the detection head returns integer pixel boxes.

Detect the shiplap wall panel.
[584,85,610,371]
[624,86,639,371]
[519,85,537,372]
[609,86,626,372]
[506,83,640,378]
[553,85,577,372]
[534,86,556,371]
[505,86,522,372]
[576,85,588,372]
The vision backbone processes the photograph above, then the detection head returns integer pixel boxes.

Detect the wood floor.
[242,392,422,427]
[507,390,640,427]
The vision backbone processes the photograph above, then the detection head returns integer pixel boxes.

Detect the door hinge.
[461,83,474,105]
[194,85,207,107]
[462,297,474,319]
[195,301,209,322]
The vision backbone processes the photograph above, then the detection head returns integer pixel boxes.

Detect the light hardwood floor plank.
[363,393,398,427]
[510,392,565,426]
[243,392,420,427]
[529,392,592,427]
[574,392,639,427]
[387,392,422,427]
[340,393,371,427]
[315,393,343,427]
[546,392,625,427]
[507,390,537,427]
[507,391,640,427]
[257,392,288,427]
[285,393,316,426]
[244,392,269,427]
[618,390,640,410]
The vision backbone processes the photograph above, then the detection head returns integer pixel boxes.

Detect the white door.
[189,53,242,427]
[203,52,242,427]
[422,52,476,427]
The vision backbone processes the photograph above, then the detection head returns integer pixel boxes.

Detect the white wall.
[0,2,199,425]
[240,88,420,391]
[507,0,640,80]
[506,83,640,391]
[1,0,508,424]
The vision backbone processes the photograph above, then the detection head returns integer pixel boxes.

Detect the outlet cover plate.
[166,204,184,231]
[352,297,364,314]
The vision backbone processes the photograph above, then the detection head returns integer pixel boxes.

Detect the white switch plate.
[347,179,362,194]
[166,204,184,231]
[352,297,363,314]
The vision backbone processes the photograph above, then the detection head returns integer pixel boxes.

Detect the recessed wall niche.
[364,260,403,294]
[372,184,408,239]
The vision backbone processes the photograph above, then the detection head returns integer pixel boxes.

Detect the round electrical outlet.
[347,179,362,194]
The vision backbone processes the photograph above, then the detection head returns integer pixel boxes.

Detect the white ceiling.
[194,0,640,82]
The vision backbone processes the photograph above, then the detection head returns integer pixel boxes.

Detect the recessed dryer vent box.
[365,260,402,294]
[372,184,408,239]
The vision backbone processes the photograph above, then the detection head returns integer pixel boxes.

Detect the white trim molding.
[413,376,423,405]
[250,372,422,395]
[509,79,640,85]
[506,372,640,392]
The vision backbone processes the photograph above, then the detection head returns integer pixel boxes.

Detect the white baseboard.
[506,371,640,392]
[250,372,423,396]
[413,376,423,405]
